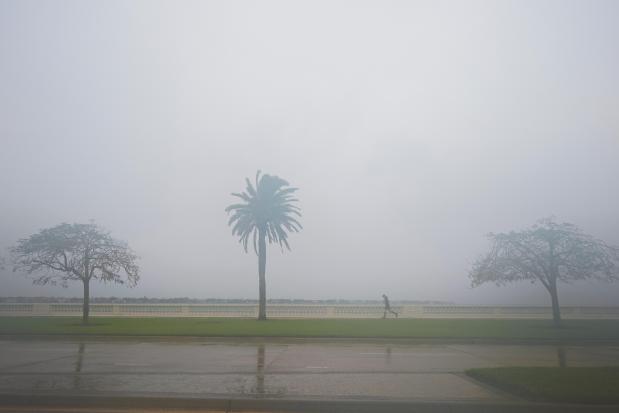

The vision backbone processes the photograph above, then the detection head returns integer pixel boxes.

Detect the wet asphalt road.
[0,339,618,402]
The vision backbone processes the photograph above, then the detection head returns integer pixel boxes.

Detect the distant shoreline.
[0,296,451,305]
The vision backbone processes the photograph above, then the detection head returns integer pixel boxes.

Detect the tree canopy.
[11,222,139,287]
[470,218,619,325]
[226,171,302,254]
[10,222,139,323]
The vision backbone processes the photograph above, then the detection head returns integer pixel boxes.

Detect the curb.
[2,334,619,346]
[1,393,619,413]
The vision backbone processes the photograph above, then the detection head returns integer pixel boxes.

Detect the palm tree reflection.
[255,344,265,394]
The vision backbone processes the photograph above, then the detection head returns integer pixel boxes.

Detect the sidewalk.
[1,338,618,412]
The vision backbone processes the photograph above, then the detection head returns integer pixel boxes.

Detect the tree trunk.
[257,230,267,321]
[549,280,561,327]
[82,279,90,324]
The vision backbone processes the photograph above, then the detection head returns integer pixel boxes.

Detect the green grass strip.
[467,367,619,404]
[1,317,619,341]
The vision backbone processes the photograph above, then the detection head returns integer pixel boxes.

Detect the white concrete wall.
[1,303,618,319]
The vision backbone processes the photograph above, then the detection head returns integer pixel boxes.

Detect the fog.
[1,0,618,305]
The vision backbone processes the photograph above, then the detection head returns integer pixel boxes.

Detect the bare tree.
[469,218,619,326]
[10,222,139,324]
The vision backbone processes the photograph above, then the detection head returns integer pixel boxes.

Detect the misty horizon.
[2,1,619,307]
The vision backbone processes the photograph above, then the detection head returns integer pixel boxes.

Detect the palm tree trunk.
[82,279,90,324]
[258,230,267,320]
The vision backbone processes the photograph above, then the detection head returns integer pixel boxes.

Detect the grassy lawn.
[1,317,619,341]
[467,367,619,404]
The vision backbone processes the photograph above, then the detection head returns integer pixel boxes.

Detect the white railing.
[1,303,618,319]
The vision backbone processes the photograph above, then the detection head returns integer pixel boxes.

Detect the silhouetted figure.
[382,294,398,318]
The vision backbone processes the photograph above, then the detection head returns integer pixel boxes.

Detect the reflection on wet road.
[0,339,618,401]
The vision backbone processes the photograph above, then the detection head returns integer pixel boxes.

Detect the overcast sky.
[1,0,618,305]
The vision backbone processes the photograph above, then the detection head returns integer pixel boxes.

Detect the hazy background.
[1,0,618,305]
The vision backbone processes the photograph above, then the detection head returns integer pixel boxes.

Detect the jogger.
[382,294,398,318]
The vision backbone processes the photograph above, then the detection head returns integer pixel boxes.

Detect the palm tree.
[226,171,302,320]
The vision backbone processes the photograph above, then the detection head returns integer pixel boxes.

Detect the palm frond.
[230,192,251,202]
[245,178,256,197]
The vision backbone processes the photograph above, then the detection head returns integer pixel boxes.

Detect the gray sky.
[1,0,618,305]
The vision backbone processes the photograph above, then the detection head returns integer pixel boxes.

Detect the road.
[1,338,618,404]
